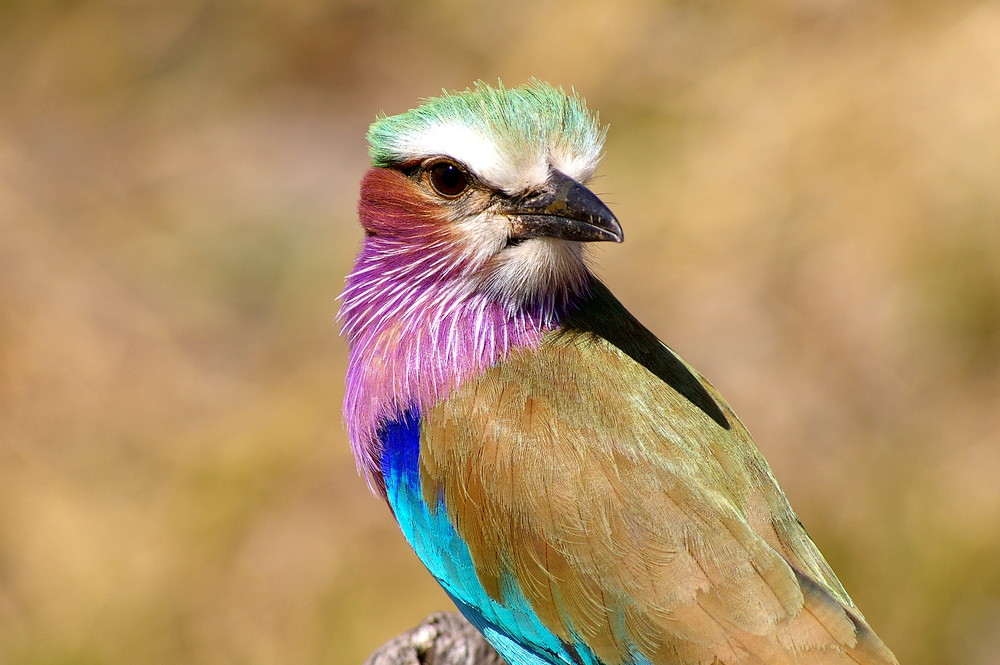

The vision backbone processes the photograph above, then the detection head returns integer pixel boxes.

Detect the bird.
[339,81,898,665]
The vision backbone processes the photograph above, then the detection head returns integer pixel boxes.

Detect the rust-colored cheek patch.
[358,167,450,239]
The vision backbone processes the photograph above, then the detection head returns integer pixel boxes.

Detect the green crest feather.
[366,80,605,175]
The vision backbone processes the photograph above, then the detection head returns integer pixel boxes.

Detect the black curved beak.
[502,170,623,243]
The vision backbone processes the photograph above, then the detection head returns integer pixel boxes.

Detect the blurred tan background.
[1,1,999,664]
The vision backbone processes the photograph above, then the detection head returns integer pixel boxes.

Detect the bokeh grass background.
[2,1,999,664]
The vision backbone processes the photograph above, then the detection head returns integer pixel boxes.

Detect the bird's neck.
[340,234,592,487]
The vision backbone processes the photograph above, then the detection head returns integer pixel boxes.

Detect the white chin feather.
[483,239,589,310]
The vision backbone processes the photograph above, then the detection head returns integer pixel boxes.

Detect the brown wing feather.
[420,330,897,665]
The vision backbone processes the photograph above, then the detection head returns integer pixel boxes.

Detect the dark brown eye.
[428,161,468,197]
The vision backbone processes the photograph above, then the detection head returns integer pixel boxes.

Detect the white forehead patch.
[548,147,600,185]
[392,121,598,194]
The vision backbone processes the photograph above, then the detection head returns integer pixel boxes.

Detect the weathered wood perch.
[363,612,505,665]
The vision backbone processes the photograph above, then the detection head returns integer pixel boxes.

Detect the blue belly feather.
[378,410,601,665]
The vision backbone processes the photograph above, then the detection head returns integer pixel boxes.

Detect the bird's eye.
[427,161,468,198]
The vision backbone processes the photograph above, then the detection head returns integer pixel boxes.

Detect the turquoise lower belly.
[378,410,590,665]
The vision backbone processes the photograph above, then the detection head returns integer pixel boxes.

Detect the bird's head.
[356,80,621,314]
[342,82,622,484]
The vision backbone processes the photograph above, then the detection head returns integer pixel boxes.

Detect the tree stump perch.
[363,612,505,665]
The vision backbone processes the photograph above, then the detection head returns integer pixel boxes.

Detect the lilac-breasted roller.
[340,81,898,665]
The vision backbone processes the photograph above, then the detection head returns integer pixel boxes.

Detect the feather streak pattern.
[340,167,578,488]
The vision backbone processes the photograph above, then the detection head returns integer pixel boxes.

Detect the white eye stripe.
[390,121,600,194]
[395,123,503,181]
